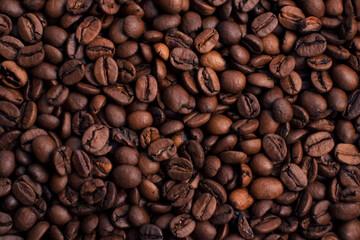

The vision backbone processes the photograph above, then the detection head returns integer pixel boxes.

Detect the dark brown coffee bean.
[250,214,281,234]
[196,67,220,96]
[167,182,194,207]
[135,75,158,103]
[17,13,43,44]
[251,12,278,37]
[295,33,327,57]
[170,47,199,71]
[234,0,259,12]
[237,93,261,118]
[82,124,111,156]
[164,30,193,49]
[0,61,28,89]
[52,146,72,176]
[170,214,195,238]
[94,57,118,86]
[167,157,193,181]
[80,179,106,204]
[17,42,45,68]
[72,150,92,178]
[0,101,20,128]
[334,143,360,165]
[194,28,219,54]
[250,177,284,200]
[0,14,12,35]
[46,84,69,107]
[12,175,41,205]
[280,163,308,191]
[148,138,177,161]
[139,224,163,240]
[0,36,24,61]
[113,165,142,189]
[269,55,295,78]
[192,193,217,221]
[86,37,115,61]
[59,59,85,86]
[0,178,11,198]
[76,16,102,45]
[304,132,335,157]
[262,134,287,163]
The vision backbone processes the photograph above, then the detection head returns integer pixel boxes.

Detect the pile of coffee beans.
[1,0,360,239]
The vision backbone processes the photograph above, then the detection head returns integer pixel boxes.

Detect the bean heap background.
[0,0,360,239]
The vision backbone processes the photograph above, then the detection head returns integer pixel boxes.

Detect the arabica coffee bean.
[280,163,308,191]
[170,214,195,238]
[250,177,284,200]
[0,1,358,239]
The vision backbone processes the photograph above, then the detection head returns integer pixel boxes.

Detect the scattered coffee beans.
[0,0,360,239]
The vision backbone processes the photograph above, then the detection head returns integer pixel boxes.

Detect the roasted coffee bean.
[0,36,24,61]
[196,67,220,96]
[76,16,102,45]
[17,13,43,44]
[170,214,195,238]
[12,175,41,205]
[0,61,28,89]
[167,157,193,181]
[191,193,217,221]
[295,33,327,57]
[135,75,158,103]
[194,28,219,54]
[170,48,199,71]
[280,163,308,191]
[17,42,45,68]
[334,143,360,165]
[304,132,335,157]
[52,146,72,176]
[237,93,261,118]
[251,12,278,38]
[80,178,106,205]
[262,134,287,163]
[94,57,118,86]
[139,224,163,240]
[82,124,111,156]
[59,59,85,86]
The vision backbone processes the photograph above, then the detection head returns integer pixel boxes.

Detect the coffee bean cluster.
[0,0,360,239]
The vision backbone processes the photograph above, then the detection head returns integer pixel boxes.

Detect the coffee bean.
[17,13,43,44]
[280,163,308,191]
[251,12,278,38]
[295,33,327,57]
[135,75,158,103]
[167,157,194,181]
[76,16,101,45]
[304,132,335,157]
[59,59,85,86]
[334,143,360,165]
[250,177,284,200]
[170,214,195,238]
[191,193,217,221]
[139,224,163,240]
[82,124,111,156]
[229,188,254,210]
[0,36,24,61]
[94,57,118,86]
[170,47,199,71]
[194,28,219,54]
[0,61,28,89]
[80,178,106,205]
[12,175,41,205]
